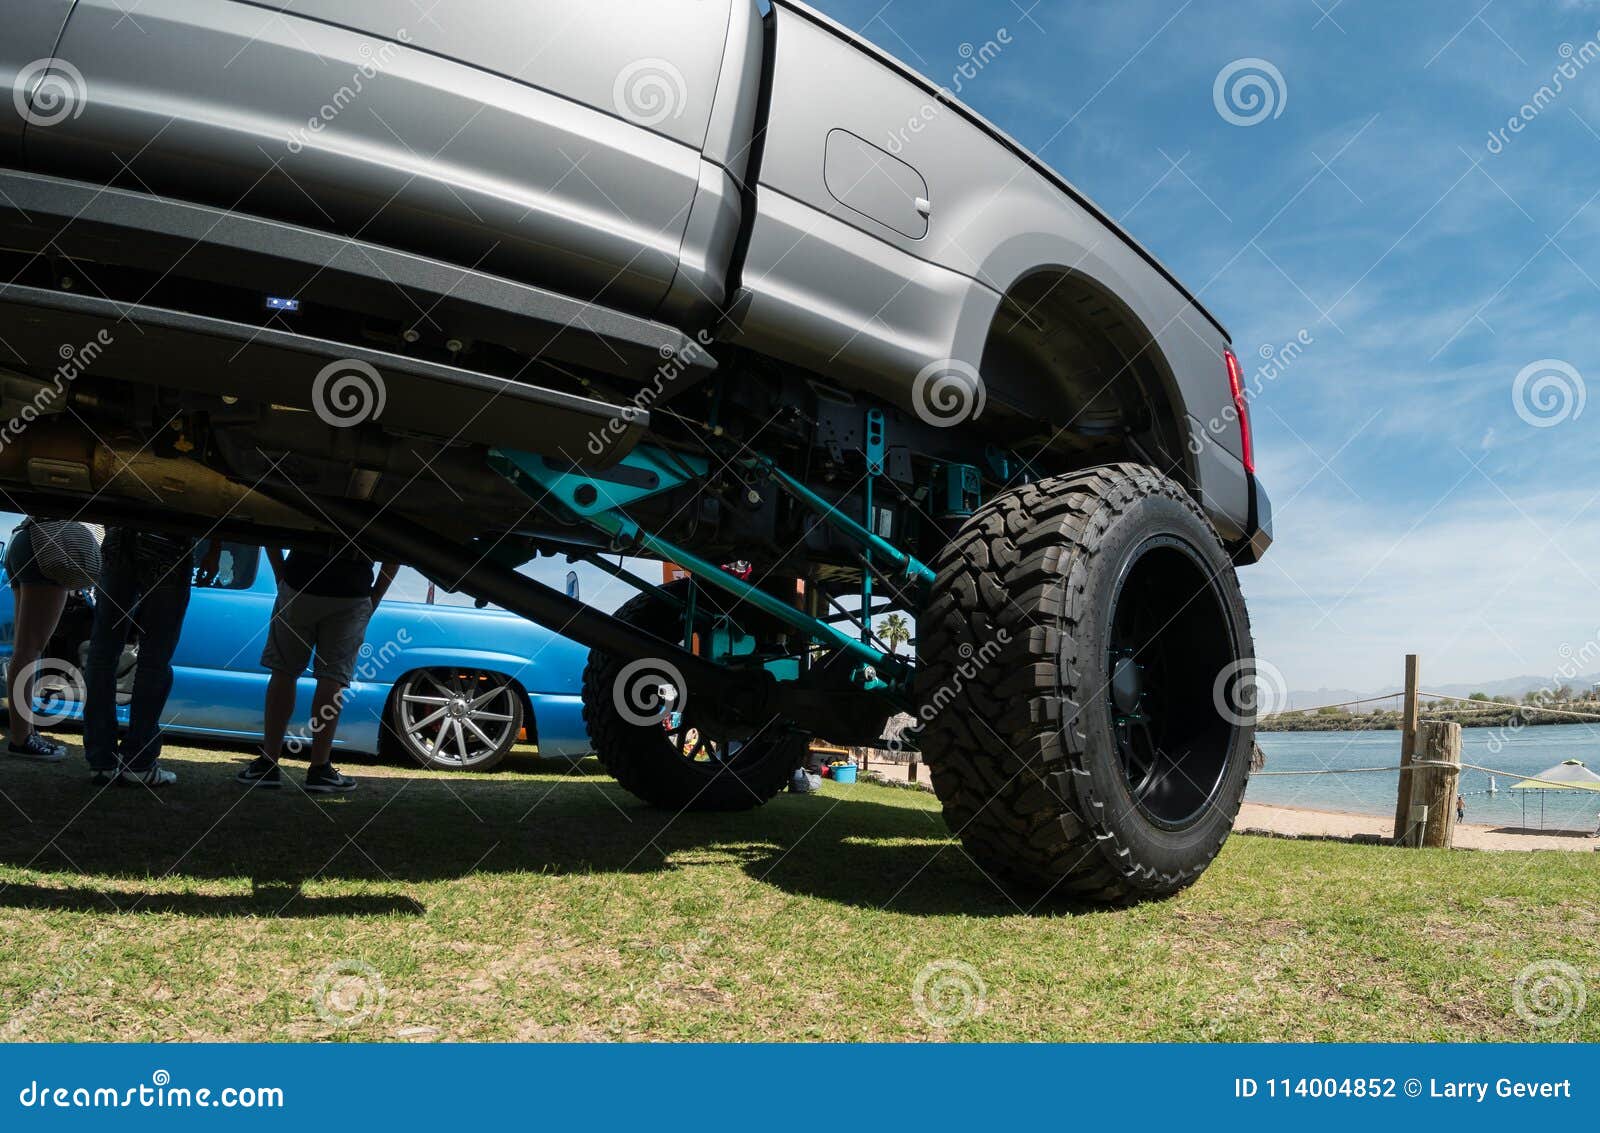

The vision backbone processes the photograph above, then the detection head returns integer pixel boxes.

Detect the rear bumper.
[1233,475,1274,566]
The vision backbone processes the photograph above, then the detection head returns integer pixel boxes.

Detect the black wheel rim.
[656,634,781,775]
[662,709,753,768]
[398,669,517,767]
[614,583,796,777]
[1104,535,1239,829]
[653,662,780,774]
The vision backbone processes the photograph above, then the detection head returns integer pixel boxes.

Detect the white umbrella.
[1510,760,1600,830]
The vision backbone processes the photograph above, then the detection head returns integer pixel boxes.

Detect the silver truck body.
[0,0,1266,558]
[0,0,1272,902]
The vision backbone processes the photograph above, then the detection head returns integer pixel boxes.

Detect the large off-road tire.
[582,584,808,811]
[916,463,1255,904]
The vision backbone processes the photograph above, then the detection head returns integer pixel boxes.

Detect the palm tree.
[878,613,913,655]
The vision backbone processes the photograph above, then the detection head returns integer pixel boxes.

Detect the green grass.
[0,741,1595,1042]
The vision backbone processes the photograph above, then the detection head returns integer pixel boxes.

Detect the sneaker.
[305,763,357,794]
[120,764,176,788]
[8,734,66,762]
[235,755,282,789]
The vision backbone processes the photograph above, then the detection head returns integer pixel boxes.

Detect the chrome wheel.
[391,669,523,771]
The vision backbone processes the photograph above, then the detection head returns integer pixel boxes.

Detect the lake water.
[1250,723,1600,831]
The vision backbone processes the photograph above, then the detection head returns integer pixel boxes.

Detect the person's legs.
[8,581,69,750]
[307,676,347,767]
[83,548,140,772]
[240,586,314,788]
[300,594,372,793]
[120,575,191,773]
[261,669,299,761]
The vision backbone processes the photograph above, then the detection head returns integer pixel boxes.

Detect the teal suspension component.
[489,447,707,518]
[605,515,892,670]
[861,409,885,645]
[863,408,887,475]
[491,446,900,674]
[748,460,935,587]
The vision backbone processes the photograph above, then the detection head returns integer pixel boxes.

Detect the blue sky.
[805,0,1600,694]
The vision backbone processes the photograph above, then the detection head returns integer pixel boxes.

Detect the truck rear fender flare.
[952,251,1200,488]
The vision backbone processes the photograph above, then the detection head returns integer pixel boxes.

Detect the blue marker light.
[265,296,300,312]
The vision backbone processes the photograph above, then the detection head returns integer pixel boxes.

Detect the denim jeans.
[82,543,192,772]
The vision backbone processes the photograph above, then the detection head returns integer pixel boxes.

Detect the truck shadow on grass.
[0,747,1067,919]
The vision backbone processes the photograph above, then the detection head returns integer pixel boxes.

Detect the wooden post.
[1391,654,1421,843]
[908,757,919,784]
[1408,721,1461,848]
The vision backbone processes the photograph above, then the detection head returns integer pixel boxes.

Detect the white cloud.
[1243,477,1600,691]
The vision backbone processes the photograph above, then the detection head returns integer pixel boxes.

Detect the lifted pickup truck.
[0,0,1271,902]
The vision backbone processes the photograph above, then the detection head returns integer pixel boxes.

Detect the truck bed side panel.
[0,0,79,162]
[23,0,729,315]
[737,5,1250,536]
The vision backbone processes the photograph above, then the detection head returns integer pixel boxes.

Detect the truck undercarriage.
[0,0,1270,903]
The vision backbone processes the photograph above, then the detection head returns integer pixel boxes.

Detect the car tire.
[915,463,1256,904]
[582,584,808,811]
[387,668,524,772]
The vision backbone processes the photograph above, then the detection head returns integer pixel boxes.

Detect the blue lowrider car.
[0,541,591,769]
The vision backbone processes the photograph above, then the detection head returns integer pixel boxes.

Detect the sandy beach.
[1233,801,1596,852]
[859,761,1598,853]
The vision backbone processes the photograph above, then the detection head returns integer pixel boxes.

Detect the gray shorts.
[260,586,375,686]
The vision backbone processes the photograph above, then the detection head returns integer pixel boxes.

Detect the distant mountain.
[1283,672,1600,712]
[1426,673,1600,701]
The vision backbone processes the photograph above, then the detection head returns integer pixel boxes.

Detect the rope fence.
[1254,759,1588,789]
[1264,690,1600,723]
[1250,654,1600,845]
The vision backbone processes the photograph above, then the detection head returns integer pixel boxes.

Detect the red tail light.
[1223,348,1254,475]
